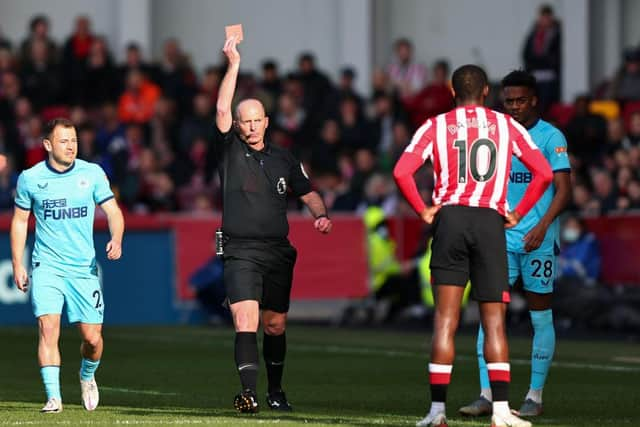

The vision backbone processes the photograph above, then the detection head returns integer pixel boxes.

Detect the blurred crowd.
[0,10,640,222]
[0,15,441,215]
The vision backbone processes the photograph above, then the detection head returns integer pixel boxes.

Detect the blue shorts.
[31,266,104,324]
[507,251,555,294]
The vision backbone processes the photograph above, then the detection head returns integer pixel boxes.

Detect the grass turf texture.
[0,325,638,426]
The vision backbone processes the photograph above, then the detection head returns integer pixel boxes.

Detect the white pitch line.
[503,357,640,373]
[293,343,640,373]
[613,356,640,364]
[110,331,640,373]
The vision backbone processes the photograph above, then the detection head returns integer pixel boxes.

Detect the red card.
[225,24,243,43]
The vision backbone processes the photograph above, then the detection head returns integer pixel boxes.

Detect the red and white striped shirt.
[394,106,552,217]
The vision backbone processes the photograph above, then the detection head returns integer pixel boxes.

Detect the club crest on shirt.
[276,177,287,195]
[78,178,89,189]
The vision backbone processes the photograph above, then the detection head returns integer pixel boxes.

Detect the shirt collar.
[526,118,540,130]
[46,160,76,174]
[246,140,272,155]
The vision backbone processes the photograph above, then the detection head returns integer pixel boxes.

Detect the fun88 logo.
[43,198,88,220]
[509,171,532,183]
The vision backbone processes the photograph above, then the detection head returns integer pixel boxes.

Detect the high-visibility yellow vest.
[418,239,471,307]
[364,207,402,292]
[367,232,402,292]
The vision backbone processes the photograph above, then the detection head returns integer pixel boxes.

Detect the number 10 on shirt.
[453,138,498,183]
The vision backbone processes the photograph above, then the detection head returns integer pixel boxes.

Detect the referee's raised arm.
[216,35,241,133]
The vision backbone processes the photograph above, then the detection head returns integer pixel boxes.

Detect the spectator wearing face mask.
[558,216,601,286]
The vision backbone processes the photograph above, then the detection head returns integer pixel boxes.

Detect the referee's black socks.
[235,332,259,393]
[263,332,286,393]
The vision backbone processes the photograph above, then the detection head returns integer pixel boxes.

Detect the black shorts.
[430,205,509,302]
[223,239,297,313]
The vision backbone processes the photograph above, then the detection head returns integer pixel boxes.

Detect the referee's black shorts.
[223,238,297,313]
[430,205,510,303]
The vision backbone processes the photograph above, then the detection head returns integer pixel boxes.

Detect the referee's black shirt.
[214,127,312,240]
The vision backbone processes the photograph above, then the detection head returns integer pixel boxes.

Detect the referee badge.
[276,177,287,194]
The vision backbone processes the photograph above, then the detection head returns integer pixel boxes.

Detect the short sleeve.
[92,165,115,205]
[405,119,435,161]
[213,125,234,159]
[14,173,32,210]
[543,129,571,172]
[509,117,538,157]
[213,125,235,145]
[288,154,312,197]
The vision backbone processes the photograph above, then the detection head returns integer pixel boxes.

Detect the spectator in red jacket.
[403,60,454,129]
[118,69,161,124]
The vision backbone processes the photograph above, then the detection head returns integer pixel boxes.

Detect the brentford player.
[393,64,552,427]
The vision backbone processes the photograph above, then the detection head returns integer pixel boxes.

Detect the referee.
[215,35,332,414]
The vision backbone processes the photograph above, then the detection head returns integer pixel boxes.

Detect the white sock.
[430,401,445,416]
[493,401,510,417]
[525,388,543,403]
[480,387,492,401]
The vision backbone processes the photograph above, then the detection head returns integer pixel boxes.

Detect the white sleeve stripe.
[449,108,468,204]
[492,113,510,211]
[468,107,488,206]
[422,144,433,161]
[512,143,522,157]
[433,114,449,203]
[405,120,432,155]
[509,117,537,150]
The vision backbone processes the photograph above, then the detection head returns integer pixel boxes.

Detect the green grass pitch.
[0,325,638,426]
